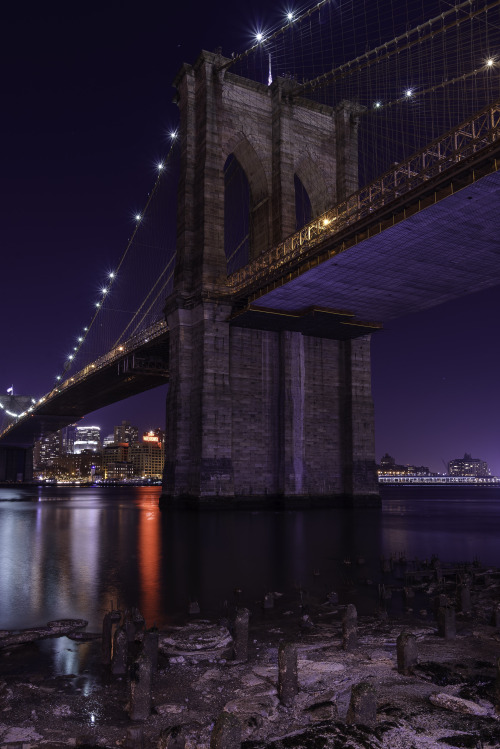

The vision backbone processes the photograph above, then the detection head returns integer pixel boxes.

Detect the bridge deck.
[238,170,500,326]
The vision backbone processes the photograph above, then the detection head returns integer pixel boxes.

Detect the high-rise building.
[73,425,101,454]
[113,420,138,446]
[34,431,62,468]
[60,424,77,454]
[448,453,490,477]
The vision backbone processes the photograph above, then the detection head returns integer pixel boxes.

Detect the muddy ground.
[1,560,500,748]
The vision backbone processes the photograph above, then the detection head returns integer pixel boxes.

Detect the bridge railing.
[226,99,500,293]
[49,320,169,396]
[0,320,169,436]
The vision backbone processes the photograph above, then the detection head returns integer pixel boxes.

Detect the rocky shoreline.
[1,558,500,748]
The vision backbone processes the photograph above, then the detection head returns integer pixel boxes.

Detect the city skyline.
[1,0,499,477]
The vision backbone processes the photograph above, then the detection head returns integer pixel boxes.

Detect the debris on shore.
[1,557,500,748]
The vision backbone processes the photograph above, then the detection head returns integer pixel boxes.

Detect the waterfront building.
[73,425,101,454]
[130,440,164,479]
[448,453,490,477]
[378,453,430,478]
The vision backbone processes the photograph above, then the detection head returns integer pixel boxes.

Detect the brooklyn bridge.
[1,0,499,505]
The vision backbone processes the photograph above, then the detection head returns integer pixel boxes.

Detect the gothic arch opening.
[223,136,270,272]
[224,154,250,275]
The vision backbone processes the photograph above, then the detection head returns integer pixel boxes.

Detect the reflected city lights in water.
[1,485,500,677]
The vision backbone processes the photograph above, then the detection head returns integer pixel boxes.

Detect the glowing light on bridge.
[169,131,178,140]
[255,31,264,43]
[374,101,382,109]
[286,11,295,22]
[404,89,414,98]
[101,287,108,295]
[486,57,495,67]
[95,301,101,308]
[157,162,164,170]
[109,271,115,280]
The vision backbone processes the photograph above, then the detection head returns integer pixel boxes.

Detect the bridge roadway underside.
[233,171,500,329]
[0,337,169,449]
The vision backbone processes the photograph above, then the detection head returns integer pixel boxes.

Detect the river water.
[1,484,500,637]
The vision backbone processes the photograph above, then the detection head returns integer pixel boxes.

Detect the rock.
[429,692,489,716]
[159,623,233,661]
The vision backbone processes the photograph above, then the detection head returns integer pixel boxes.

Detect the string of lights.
[52,132,179,388]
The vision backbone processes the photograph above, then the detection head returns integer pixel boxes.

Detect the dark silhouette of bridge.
[2,1,500,503]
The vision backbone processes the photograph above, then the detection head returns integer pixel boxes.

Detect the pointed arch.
[224,134,271,262]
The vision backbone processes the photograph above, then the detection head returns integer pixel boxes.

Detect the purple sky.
[1,0,499,473]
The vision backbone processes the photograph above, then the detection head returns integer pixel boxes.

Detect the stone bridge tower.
[161,50,378,507]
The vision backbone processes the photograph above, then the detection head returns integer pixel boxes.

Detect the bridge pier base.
[160,300,379,509]
[0,446,33,483]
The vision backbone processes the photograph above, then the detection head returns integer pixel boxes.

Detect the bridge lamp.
[255,31,264,43]
[404,89,414,98]
[157,162,164,170]
[373,101,382,109]
[108,272,115,280]
[68,354,74,360]
[169,131,178,140]
[135,214,141,222]
[56,376,61,381]
[286,11,294,22]
[101,287,108,295]
[486,57,495,67]
[78,337,83,343]
[95,301,101,308]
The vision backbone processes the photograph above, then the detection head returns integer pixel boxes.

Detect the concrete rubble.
[1,558,500,747]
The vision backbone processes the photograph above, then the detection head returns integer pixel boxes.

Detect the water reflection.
[1,486,500,639]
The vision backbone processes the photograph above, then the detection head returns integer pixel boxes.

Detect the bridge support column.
[161,318,378,507]
[163,301,235,500]
[0,446,33,483]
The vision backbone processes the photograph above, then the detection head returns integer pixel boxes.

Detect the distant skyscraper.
[73,425,101,454]
[60,424,77,454]
[113,420,138,445]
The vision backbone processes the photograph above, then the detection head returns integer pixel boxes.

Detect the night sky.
[1,0,499,473]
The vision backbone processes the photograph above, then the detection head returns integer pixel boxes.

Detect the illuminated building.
[448,453,490,477]
[131,440,164,479]
[73,425,101,454]
[113,420,138,445]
